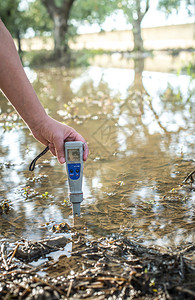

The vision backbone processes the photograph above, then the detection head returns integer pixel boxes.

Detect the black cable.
[29,146,49,171]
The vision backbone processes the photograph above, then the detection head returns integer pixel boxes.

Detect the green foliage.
[22,186,31,197]
[71,0,118,25]
[71,0,150,27]
[1,0,193,58]
[116,0,149,23]
[42,191,49,198]
[26,50,54,66]
[71,0,150,52]
[0,0,52,38]
[26,0,53,35]
[186,62,195,78]
[23,48,112,68]
[177,54,195,78]
[0,0,28,38]
[71,48,112,67]
[158,0,194,16]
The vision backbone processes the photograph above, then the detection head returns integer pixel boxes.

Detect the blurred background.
[0,0,194,65]
[0,0,194,249]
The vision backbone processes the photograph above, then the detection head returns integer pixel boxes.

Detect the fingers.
[53,138,66,164]
[41,120,89,164]
[83,142,89,161]
[54,132,89,164]
[70,131,89,161]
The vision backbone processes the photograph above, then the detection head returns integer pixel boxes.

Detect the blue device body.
[67,163,81,180]
[65,141,84,216]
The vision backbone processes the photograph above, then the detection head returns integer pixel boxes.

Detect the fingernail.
[59,157,65,164]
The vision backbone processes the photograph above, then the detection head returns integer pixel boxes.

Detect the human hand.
[30,115,89,164]
[0,19,88,163]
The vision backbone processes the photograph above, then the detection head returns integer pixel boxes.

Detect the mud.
[0,228,195,299]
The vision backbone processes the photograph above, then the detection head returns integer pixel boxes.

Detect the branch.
[41,0,56,18]
[145,0,150,14]
[41,0,76,20]
[140,0,150,21]
[62,0,76,19]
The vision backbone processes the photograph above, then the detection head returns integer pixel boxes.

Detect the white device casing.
[65,141,84,216]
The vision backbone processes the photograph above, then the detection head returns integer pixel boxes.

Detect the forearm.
[0,20,89,162]
[0,20,47,129]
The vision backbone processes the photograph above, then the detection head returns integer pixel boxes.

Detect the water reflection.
[0,56,194,249]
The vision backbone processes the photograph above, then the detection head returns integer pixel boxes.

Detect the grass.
[21,48,115,68]
[21,50,56,68]
[21,48,195,76]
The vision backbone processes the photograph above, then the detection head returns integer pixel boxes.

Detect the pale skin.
[0,20,89,163]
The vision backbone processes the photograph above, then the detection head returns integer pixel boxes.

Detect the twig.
[179,244,195,255]
[67,280,73,297]
[179,254,185,279]
[8,243,20,265]
[183,170,195,183]
[0,267,38,277]
[32,277,67,296]
[163,283,172,300]
[20,287,31,299]
[1,243,8,270]
[176,286,195,297]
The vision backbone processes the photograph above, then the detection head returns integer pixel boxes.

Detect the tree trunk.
[53,11,68,57]
[132,19,144,52]
[133,57,145,91]
[42,0,75,58]
[132,0,150,52]
[16,29,22,54]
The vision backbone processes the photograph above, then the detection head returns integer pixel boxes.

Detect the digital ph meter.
[29,141,84,216]
[65,141,84,216]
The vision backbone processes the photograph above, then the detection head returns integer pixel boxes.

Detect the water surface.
[0,55,194,250]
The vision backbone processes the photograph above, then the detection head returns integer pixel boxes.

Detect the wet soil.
[0,228,195,299]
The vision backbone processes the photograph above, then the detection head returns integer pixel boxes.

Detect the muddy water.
[0,56,194,249]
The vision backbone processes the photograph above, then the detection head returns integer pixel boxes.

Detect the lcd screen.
[68,149,80,161]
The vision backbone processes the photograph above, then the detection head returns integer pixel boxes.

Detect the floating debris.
[52,222,71,233]
[183,170,195,184]
[14,236,68,262]
[0,200,11,214]
[0,234,195,299]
